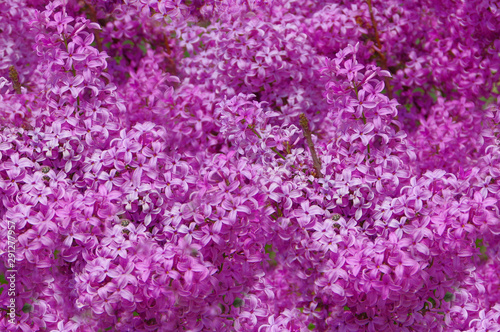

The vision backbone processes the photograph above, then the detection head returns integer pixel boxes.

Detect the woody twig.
[299,113,323,178]
[9,66,21,94]
[367,0,393,99]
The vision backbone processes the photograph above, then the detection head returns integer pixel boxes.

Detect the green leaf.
[475,239,488,256]
[429,91,437,103]
[22,303,33,313]
[122,40,134,47]
[233,297,243,308]
[427,297,436,307]
[444,292,453,302]
[308,323,316,330]
[138,41,147,55]
[133,311,140,317]
[54,250,60,260]
[264,244,277,266]
[0,274,8,285]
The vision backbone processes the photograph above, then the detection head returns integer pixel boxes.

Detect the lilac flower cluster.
[1,0,500,331]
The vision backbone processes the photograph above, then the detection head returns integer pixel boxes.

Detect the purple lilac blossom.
[0,0,499,331]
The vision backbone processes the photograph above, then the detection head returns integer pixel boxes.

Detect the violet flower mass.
[0,0,500,331]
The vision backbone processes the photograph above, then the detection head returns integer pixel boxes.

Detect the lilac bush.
[1,0,500,331]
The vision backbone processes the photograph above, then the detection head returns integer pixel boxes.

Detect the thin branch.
[9,66,21,94]
[82,2,103,52]
[299,113,323,178]
[367,0,393,99]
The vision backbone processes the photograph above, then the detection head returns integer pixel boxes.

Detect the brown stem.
[299,113,323,178]
[163,35,177,75]
[367,0,393,99]
[9,66,21,94]
[82,2,103,52]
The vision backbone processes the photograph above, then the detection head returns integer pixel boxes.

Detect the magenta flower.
[387,251,419,280]
[58,75,85,98]
[59,42,87,69]
[95,287,121,316]
[292,201,323,227]
[351,89,378,117]
[87,257,115,283]
[257,315,286,332]
[2,2,500,331]
[177,256,210,285]
[3,153,33,172]
[46,11,74,34]
[372,274,401,300]
[193,224,222,246]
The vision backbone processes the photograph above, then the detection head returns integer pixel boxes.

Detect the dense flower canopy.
[1,0,500,331]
